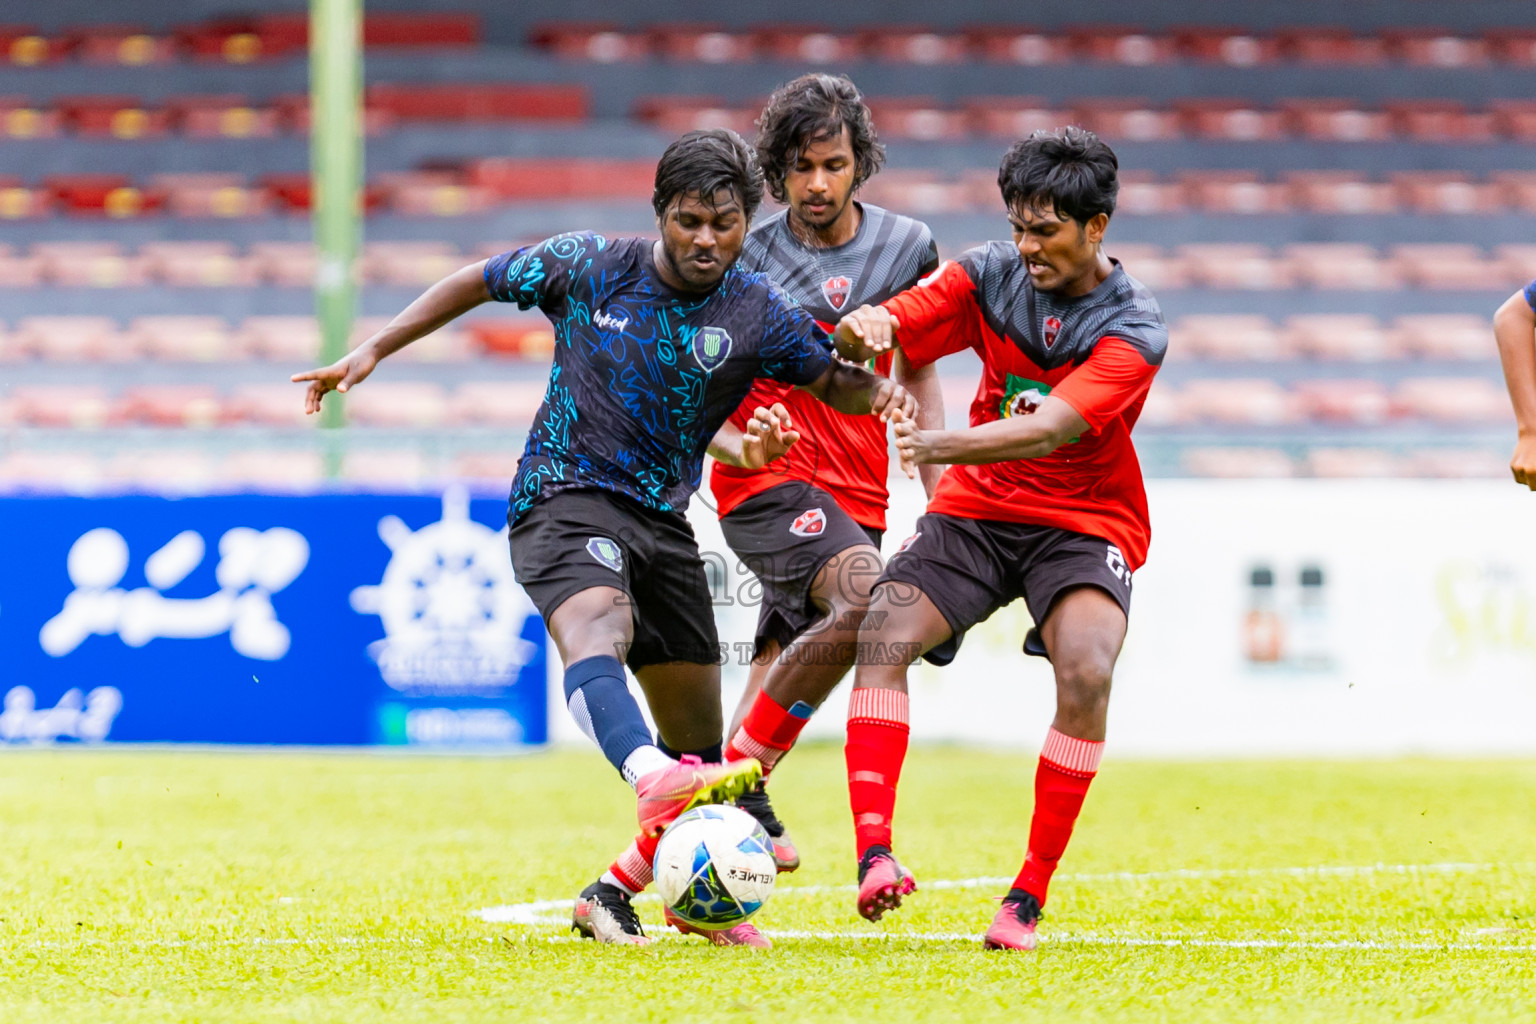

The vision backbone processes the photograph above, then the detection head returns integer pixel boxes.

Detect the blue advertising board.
[0,488,547,747]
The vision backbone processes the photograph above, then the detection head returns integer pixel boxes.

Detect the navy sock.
[563,655,654,775]
[657,739,723,763]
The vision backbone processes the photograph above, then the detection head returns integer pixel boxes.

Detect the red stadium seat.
[451,381,549,427]
[167,94,280,138]
[234,316,320,362]
[61,25,176,65]
[0,96,61,137]
[631,96,757,135]
[141,241,257,287]
[1277,28,1387,65]
[175,17,274,63]
[128,316,234,361]
[155,172,269,218]
[380,171,496,217]
[12,316,126,362]
[0,243,42,286]
[32,241,147,287]
[219,449,326,486]
[962,96,1071,139]
[1391,172,1504,215]
[859,170,974,214]
[259,172,388,213]
[1173,29,1281,66]
[1393,378,1510,423]
[0,182,49,218]
[1114,171,1185,215]
[1294,379,1392,424]
[1280,99,1392,142]
[528,23,649,61]
[1490,101,1536,141]
[1383,30,1489,68]
[1178,244,1290,290]
[56,94,171,138]
[1392,315,1493,360]
[0,26,60,66]
[1181,378,1295,425]
[44,174,165,218]
[9,385,111,427]
[1104,244,1188,291]
[1183,447,1296,478]
[344,382,449,428]
[1305,447,1405,478]
[1069,99,1181,141]
[1067,27,1175,65]
[1385,100,1496,142]
[1390,244,1512,291]
[1284,172,1398,215]
[364,13,479,48]
[752,26,862,63]
[224,383,310,427]
[272,92,394,136]
[1174,315,1289,360]
[864,98,968,141]
[1284,314,1403,360]
[1177,100,1288,141]
[647,25,757,63]
[1487,31,1536,66]
[467,319,556,360]
[1179,171,1289,214]
[468,158,656,201]
[860,27,967,64]
[247,243,317,288]
[359,241,464,287]
[366,83,586,123]
[113,385,223,427]
[1493,172,1536,213]
[965,26,1067,64]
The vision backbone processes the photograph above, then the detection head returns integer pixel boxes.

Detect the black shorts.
[877,513,1133,666]
[719,480,883,655]
[508,489,720,671]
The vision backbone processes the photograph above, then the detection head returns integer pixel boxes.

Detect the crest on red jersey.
[789,508,827,537]
[1043,315,1062,348]
[821,276,851,310]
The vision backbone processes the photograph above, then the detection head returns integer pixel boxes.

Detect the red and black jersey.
[709,203,938,531]
[883,242,1168,569]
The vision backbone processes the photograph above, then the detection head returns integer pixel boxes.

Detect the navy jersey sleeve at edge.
[1524,278,1536,312]
[483,231,607,314]
[757,280,836,386]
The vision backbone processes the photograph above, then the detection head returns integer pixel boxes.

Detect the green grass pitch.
[3,746,1534,1022]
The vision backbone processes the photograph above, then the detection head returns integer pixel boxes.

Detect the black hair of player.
[755,73,886,205]
[652,128,765,223]
[998,127,1119,226]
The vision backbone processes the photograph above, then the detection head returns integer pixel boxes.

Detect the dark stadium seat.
[962,96,1070,139]
[44,174,165,217]
[753,26,861,63]
[1281,99,1393,142]
[60,24,176,65]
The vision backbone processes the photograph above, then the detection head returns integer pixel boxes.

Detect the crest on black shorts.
[789,508,826,537]
[692,326,732,373]
[821,275,851,310]
[897,531,921,554]
[586,537,624,573]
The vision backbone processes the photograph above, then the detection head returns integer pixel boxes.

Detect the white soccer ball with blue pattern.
[653,804,777,930]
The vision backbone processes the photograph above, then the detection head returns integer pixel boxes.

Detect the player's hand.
[891,408,935,479]
[870,378,917,424]
[291,347,378,415]
[1513,434,1536,490]
[739,403,799,470]
[836,304,900,359]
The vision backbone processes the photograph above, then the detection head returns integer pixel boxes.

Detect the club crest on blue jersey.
[586,537,624,573]
[692,327,733,373]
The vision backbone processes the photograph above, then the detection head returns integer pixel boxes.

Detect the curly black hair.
[998,126,1120,225]
[754,73,885,205]
[652,128,766,223]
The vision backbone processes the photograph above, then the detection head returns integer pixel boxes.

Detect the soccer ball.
[653,805,777,930]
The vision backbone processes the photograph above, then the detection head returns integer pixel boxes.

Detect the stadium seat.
[1392,315,1492,360]
[61,24,174,65]
[1177,100,1288,141]
[1174,315,1289,360]
[218,449,327,487]
[341,448,430,483]
[1305,447,1405,478]
[859,28,968,64]
[1384,30,1489,68]
[1391,172,1504,215]
[468,158,657,201]
[44,174,164,217]
[140,241,257,287]
[366,83,586,123]
[359,241,464,287]
[1386,100,1496,142]
[451,381,549,426]
[962,96,1071,139]
[246,243,317,288]
[166,94,280,137]
[1493,172,1536,214]
[1280,99,1392,142]
[1495,244,1536,281]
[1173,29,1281,66]
[1393,378,1511,423]
[1180,379,1295,425]
[234,316,320,362]
[343,382,450,428]
[0,96,61,137]
[630,97,757,136]
[1134,384,1184,427]
[1106,244,1188,290]
[0,182,48,217]
[260,172,388,213]
[751,25,860,62]
[1283,244,1402,290]
[1178,244,1290,289]
[1389,244,1511,290]
[965,26,1069,64]
[156,172,270,218]
[1179,171,1289,214]
[1294,379,1392,423]
[0,243,43,286]
[860,170,974,214]
[11,316,125,361]
[647,25,757,63]
[528,23,650,61]
[1489,31,1536,67]
[1182,446,1296,478]
[1068,27,1176,65]
[1115,171,1185,215]
[466,319,557,359]
[1285,172,1398,214]
[1284,314,1402,360]
[56,94,172,138]
[223,384,310,427]
[113,385,222,428]
[377,171,495,218]
[1491,100,1536,141]
[1069,99,1181,141]
[363,12,479,48]
[128,316,234,361]
[1277,28,1387,65]
[0,26,61,66]
[31,241,145,287]
[9,385,111,427]
[864,98,968,141]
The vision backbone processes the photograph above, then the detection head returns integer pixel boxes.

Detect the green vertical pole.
[311,0,362,455]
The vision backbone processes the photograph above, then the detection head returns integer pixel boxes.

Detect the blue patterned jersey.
[485,232,836,520]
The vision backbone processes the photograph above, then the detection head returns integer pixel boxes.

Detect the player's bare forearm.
[365,260,493,360]
[895,351,946,494]
[833,304,900,363]
[902,397,1087,465]
[707,420,748,467]
[801,362,900,418]
[1494,292,1536,436]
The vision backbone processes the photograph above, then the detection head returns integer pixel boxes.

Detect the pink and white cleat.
[636,755,762,837]
[855,846,917,922]
[663,907,772,948]
[982,892,1043,951]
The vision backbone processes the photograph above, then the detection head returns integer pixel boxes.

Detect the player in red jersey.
[1494,279,1536,488]
[834,127,1168,951]
[588,74,943,948]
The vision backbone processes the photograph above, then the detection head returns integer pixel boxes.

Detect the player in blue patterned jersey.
[293,128,915,945]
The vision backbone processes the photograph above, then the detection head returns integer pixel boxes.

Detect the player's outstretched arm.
[799,362,916,422]
[291,259,492,415]
[1494,288,1536,489]
[893,397,1087,470]
[893,350,946,496]
[708,404,800,469]
[832,304,900,363]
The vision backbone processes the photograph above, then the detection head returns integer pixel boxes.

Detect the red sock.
[844,687,910,857]
[1013,727,1103,905]
[606,831,659,893]
[724,690,812,777]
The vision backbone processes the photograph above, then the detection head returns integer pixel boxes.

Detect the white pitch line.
[756,930,1536,954]
[473,860,1529,925]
